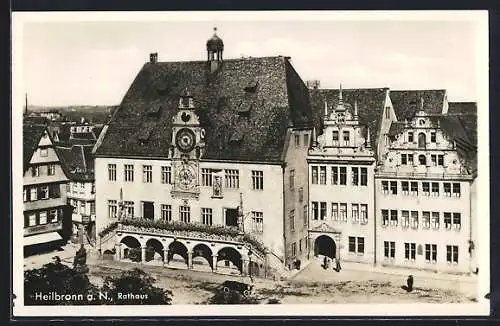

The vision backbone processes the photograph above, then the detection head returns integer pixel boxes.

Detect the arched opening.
[217,247,243,273]
[168,241,188,267]
[314,235,336,259]
[192,243,213,271]
[145,238,164,263]
[120,235,141,261]
[249,261,260,277]
[418,133,426,148]
[418,154,427,165]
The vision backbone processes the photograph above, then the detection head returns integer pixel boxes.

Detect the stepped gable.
[390,89,446,121]
[309,88,387,155]
[95,56,313,162]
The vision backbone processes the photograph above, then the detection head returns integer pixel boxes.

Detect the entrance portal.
[314,235,336,259]
[225,208,239,227]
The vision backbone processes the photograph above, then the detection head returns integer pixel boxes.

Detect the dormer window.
[244,80,259,93]
[148,105,162,116]
[343,131,350,146]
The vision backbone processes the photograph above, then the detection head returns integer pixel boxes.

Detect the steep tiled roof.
[390,90,445,121]
[95,56,313,162]
[56,145,94,181]
[456,114,477,147]
[309,88,388,153]
[448,102,477,115]
[24,116,48,125]
[388,121,406,138]
[23,124,46,172]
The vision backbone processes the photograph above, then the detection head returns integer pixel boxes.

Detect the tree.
[207,290,259,305]
[24,257,100,305]
[100,268,173,305]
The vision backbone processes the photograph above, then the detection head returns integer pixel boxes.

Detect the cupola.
[206,27,224,72]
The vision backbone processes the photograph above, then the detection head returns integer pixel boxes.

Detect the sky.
[16,12,486,106]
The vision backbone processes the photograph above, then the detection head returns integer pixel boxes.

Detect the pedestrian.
[332,257,337,270]
[323,256,327,269]
[335,258,342,272]
[406,275,414,292]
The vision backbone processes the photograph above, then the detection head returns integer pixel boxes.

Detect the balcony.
[24,220,62,236]
[99,218,267,258]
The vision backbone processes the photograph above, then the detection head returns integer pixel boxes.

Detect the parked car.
[221,280,254,296]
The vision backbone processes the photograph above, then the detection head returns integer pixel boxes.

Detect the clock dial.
[175,128,196,153]
[177,165,196,190]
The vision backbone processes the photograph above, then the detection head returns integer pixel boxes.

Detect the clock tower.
[171,88,206,198]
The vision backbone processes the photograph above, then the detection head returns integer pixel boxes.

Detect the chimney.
[149,52,158,63]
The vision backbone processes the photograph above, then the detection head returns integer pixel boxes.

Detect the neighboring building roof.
[23,124,47,172]
[56,145,94,181]
[387,121,406,138]
[309,88,388,153]
[448,102,477,115]
[95,56,313,162]
[93,126,104,139]
[456,114,477,147]
[390,90,446,121]
[71,132,96,140]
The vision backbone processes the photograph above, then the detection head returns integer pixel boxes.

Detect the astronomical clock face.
[175,128,196,153]
[176,163,197,191]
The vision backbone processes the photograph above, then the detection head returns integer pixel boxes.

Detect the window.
[425,244,437,263]
[446,245,459,264]
[108,164,116,181]
[40,148,48,157]
[91,182,95,194]
[224,169,239,188]
[312,166,318,184]
[382,181,389,194]
[124,201,134,218]
[319,166,326,185]
[401,154,407,165]
[180,206,191,223]
[80,201,86,214]
[332,203,339,220]
[408,154,414,165]
[312,202,319,220]
[201,208,213,225]
[303,134,309,148]
[348,237,365,254]
[28,213,36,227]
[161,166,172,184]
[299,239,302,253]
[331,167,339,185]
[432,182,439,196]
[431,212,440,229]
[382,209,389,226]
[422,182,430,196]
[384,241,396,259]
[405,243,416,261]
[410,182,418,196]
[431,155,437,166]
[418,154,427,165]
[418,133,426,148]
[49,209,58,222]
[252,211,263,233]
[339,203,347,221]
[351,204,359,223]
[298,187,304,202]
[201,168,212,186]
[390,210,398,226]
[339,167,347,185]
[303,205,308,225]
[438,155,444,166]
[360,168,368,186]
[47,164,56,176]
[161,205,172,221]
[453,213,461,230]
[422,211,431,229]
[411,211,419,229]
[351,167,359,186]
[252,170,264,190]
[408,132,414,143]
[295,134,300,147]
[401,181,409,195]
[90,202,96,215]
[360,204,368,224]
[444,212,452,229]
[143,165,152,183]
[30,188,37,201]
[390,181,397,195]
[452,183,461,197]
[108,200,117,219]
[289,210,295,231]
[289,169,295,188]
[321,202,328,220]
[32,166,39,177]
[23,188,28,202]
[431,132,436,143]
[332,130,339,145]
[291,243,297,257]
[444,183,452,197]
[385,106,390,119]
[343,131,350,146]
[39,211,47,225]
[401,211,410,228]
[124,164,134,182]
[39,186,49,199]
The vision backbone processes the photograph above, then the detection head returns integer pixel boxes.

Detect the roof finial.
[324,100,328,117]
[354,100,358,118]
[339,83,343,102]
[420,97,424,111]
[24,93,28,116]
[312,127,317,147]
[366,127,371,147]
[214,27,218,34]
